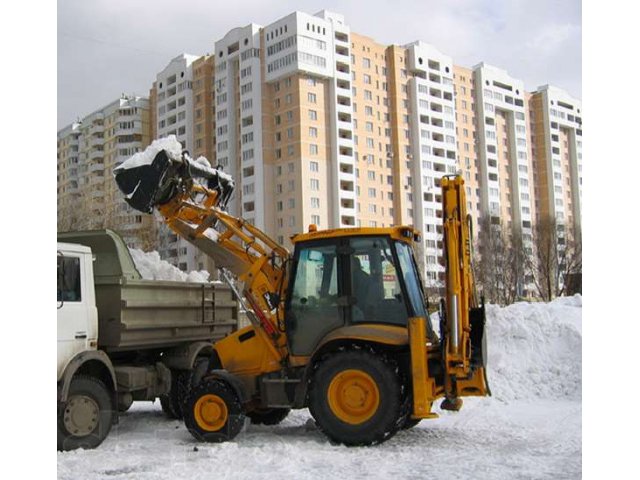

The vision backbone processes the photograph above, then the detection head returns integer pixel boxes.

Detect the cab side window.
[57,255,82,302]
[349,237,408,325]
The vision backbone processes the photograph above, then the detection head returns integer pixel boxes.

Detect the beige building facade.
[179,9,583,285]
[528,85,582,235]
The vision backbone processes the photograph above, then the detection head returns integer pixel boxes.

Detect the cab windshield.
[394,241,428,319]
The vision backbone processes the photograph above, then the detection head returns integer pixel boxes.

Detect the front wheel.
[308,349,403,446]
[183,379,245,443]
[57,375,114,451]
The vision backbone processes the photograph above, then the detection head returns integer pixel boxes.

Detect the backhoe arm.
[440,176,489,408]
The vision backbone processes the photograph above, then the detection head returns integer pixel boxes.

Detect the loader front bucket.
[114,150,179,214]
[115,149,235,214]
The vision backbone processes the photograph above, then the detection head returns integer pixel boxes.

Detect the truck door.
[57,252,90,379]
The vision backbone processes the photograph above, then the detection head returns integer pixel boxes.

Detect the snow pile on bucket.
[128,248,210,283]
[486,295,582,402]
[115,135,182,171]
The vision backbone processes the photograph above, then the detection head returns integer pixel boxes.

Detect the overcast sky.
[57,0,581,129]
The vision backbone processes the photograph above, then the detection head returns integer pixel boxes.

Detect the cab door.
[57,252,90,379]
[285,241,344,356]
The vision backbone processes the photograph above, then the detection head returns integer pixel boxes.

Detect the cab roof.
[291,225,421,244]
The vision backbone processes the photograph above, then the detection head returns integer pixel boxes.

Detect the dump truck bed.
[58,229,238,352]
[94,277,236,351]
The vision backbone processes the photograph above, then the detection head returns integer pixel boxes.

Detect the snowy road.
[57,398,580,480]
[58,297,582,479]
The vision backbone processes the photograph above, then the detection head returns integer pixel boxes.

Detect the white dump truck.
[57,229,237,451]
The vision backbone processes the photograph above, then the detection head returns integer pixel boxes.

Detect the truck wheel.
[57,375,113,451]
[183,379,245,443]
[247,408,290,425]
[175,358,209,417]
[159,369,186,419]
[309,350,402,446]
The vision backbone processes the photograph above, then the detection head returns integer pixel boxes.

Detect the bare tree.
[525,216,582,301]
[473,215,530,306]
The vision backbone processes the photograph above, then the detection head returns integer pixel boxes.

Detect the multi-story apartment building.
[453,65,482,226]
[154,54,199,152]
[57,95,153,248]
[472,63,536,237]
[191,10,581,285]
[57,122,82,230]
[192,54,215,161]
[211,11,357,245]
[528,85,583,235]
[150,54,203,270]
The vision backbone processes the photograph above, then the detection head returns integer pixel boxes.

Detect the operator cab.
[284,230,432,356]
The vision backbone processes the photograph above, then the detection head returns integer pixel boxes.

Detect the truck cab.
[57,242,98,379]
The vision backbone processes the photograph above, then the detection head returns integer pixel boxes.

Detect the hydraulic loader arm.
[114,146,291,354]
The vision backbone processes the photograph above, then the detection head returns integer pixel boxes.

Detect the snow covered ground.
[58,297,582,480]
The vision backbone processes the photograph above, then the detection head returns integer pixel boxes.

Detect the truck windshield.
[395,241,428,319]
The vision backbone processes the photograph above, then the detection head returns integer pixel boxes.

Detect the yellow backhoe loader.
[114,147,490,446]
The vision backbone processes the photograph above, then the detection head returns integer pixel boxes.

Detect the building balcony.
[334,31,349,44]
[116,126,142,136]
[340,215,356,227]
[89,162,104,173]
[89,149,104,160]
[88,136,104,148]
[335,45,349,58]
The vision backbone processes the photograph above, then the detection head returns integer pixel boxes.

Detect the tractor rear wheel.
[309,349,403,446]
[183,379,245,443]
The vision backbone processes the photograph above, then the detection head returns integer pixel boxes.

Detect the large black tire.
[176,358,210,414]
[183,379,245,443]
[247,408,291,425]
[57,375,114,451]
[159,369,188,419]
[398,393,422,430]
[308,349,403,446]
[401,417,422,430]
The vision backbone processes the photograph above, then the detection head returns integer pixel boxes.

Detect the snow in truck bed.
[58,296,582,480]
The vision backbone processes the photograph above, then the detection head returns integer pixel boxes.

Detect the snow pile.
[128,248,210,283]
[114,135,183,171]
[486,295,582,402]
